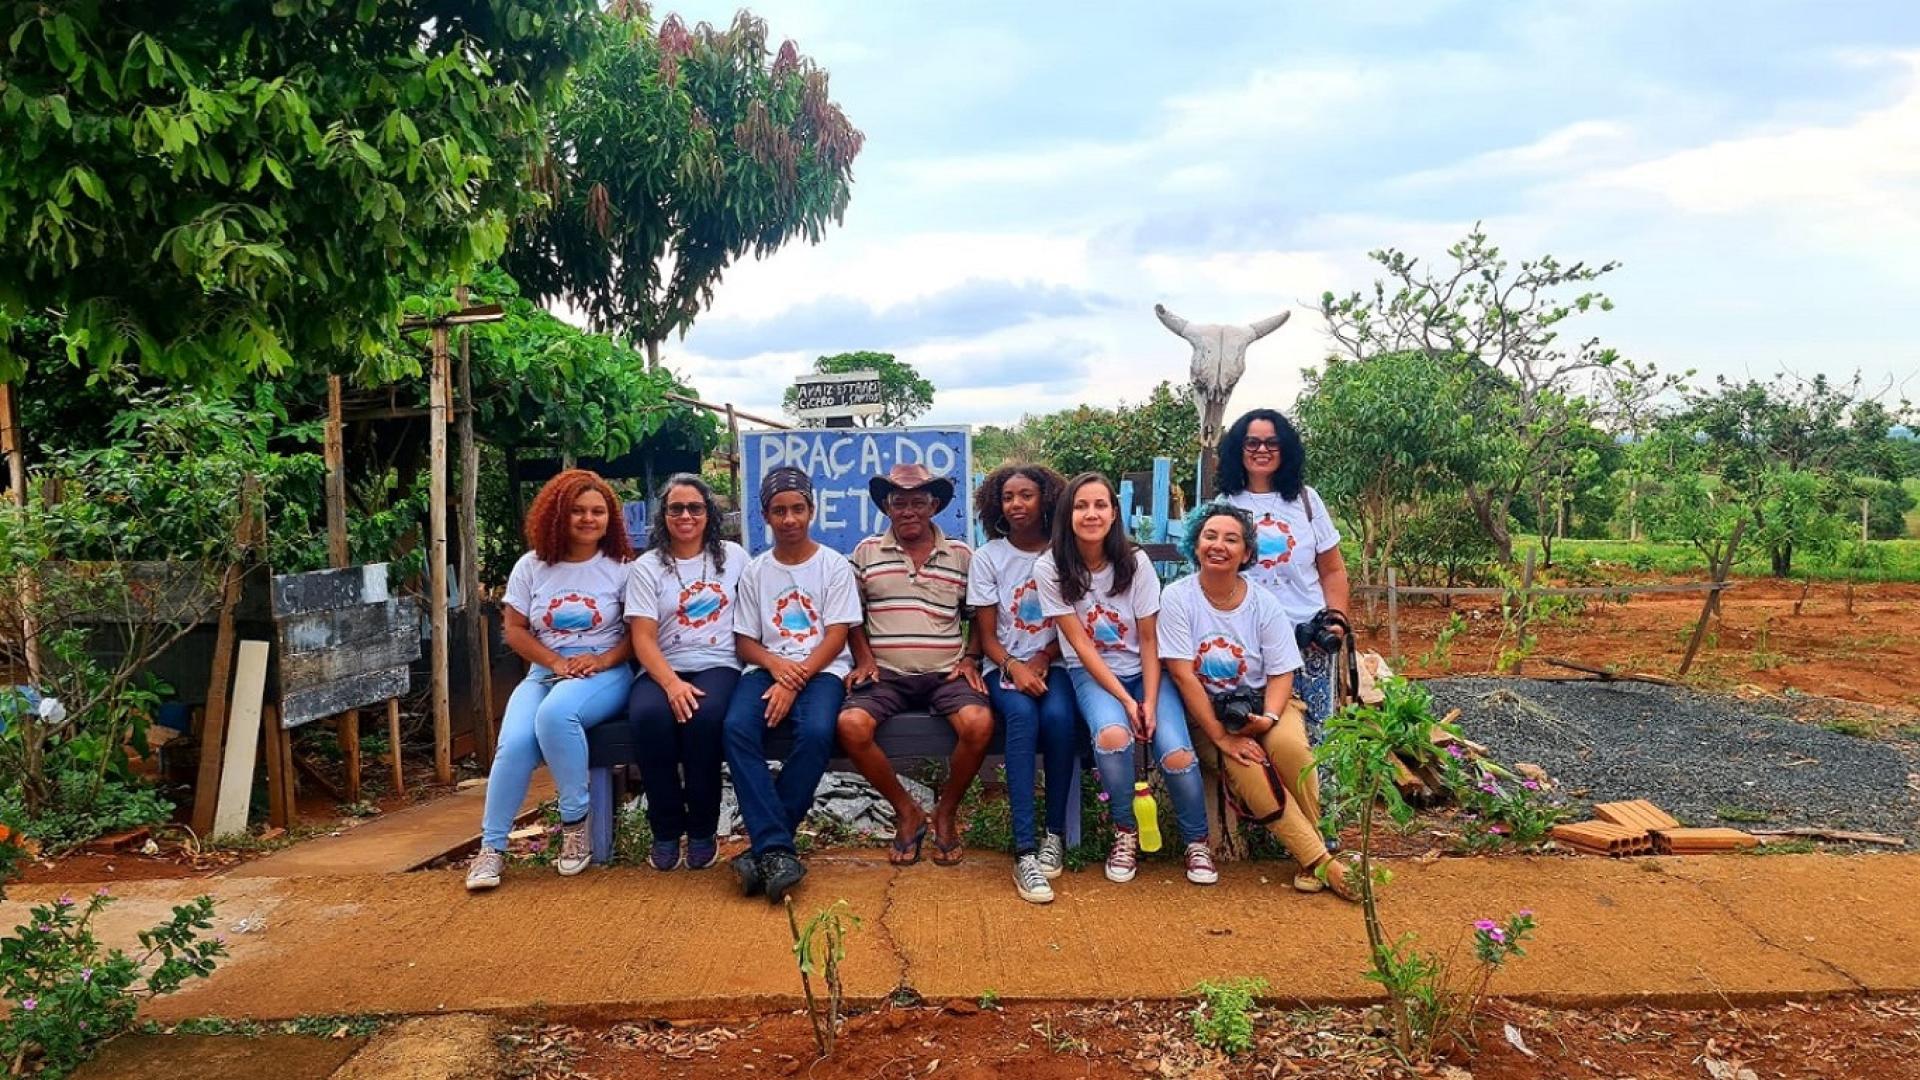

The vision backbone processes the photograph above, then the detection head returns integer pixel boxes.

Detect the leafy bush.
[0,773,173,857]
[1190,977,1266,1055]
[1,891,225,1077]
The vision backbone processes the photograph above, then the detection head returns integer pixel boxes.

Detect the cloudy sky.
[653,1,1920,429]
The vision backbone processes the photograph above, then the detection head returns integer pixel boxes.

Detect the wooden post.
[1679,519,1743,678]
[455,286,491,766]
[324,377,362,804]
[189,476,261,838]
[263,703,294,829]
[1386,567,1400,665]
[387,696,406,796]
[1861,496,1871,544]
[430,323,453,783]
[1,381,41,683]
[725,403,742,508]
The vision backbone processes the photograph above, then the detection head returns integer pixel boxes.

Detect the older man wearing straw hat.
[838,462,993,868]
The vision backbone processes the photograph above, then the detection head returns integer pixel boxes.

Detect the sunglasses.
[1243,437,1284,453]
[665,502,707,518]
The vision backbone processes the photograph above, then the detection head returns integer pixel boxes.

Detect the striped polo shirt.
[850,525,973,675]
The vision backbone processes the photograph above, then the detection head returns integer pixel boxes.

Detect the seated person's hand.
[946,655,986,695]
[664,677,705,723]
[1004,657,1049,697]
[845,659,880,689]
[1240,711,1276,738]
[767,656,808,691]
[1215,732,1267,767]
[761,682,798,726]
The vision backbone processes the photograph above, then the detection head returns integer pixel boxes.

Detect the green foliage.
[0,772,171,859]
[507,7,863,355]
[783,351,933,427]
[786,899,859,1058]
[1189,977,1266,1056]
[1014,382,1200,500]
[1,891,225,1077]
[1392,498,1501,589]
[1439,753,1564,851]
[1852,477,1914,540]
[1,0,599,386]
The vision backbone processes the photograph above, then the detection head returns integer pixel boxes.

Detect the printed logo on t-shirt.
[1195,633,1250,693]
[1009,579,1048,634]
[1253,513,1297,570]
[675,580,729,631]
[542,593,604,634]
[771,588,823,647]
[1084,603,1130,652]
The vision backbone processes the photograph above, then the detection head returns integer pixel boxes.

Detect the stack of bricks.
[1549,799,1757,857]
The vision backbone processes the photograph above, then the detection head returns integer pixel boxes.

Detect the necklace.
[668,548,710,590]
[1201,575,1245,610]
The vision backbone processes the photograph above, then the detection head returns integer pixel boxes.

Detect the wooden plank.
[388,697,406,796]
[212,640,272,837]
[2,380,43,683]
[325,376,349,566]
[189,562,247,837]
[430,323,452,783]
[340,709,361,804]
[1352,581,1738,599]
[456,284,492,767]
[1386,567,1400,664]
[276,625,419,692]
[280,666,411,728]
[264,703,294,829]
[270,564,391,619]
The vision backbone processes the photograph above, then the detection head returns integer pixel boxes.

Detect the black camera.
[1295,608,1350,655]
[1211,687,1264,734]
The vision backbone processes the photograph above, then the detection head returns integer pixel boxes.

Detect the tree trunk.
[643,337,660,369]
[1771,542,1792,578]
[1466,486,1514,564]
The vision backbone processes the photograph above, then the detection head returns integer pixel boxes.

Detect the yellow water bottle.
[1133,744,1163,852]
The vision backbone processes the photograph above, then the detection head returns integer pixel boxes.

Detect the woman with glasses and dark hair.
[623,473,747,872]
[967,463,1076,903]
[1214,409,1352,744]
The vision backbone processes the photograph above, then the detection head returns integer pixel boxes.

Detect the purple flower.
[1473,918,1499,932]
[1521,779,1540,791]
[36,924,51,933]
[56,894,74,907]
[1486,927,1507,943]
[1517,909,1534,918]
[1489,824,1509,835]
[1444,744,1465,759]
[1096,791,1110,803]
[20,998,35,1011]
[80,968,93,982]
[95,886,111,897]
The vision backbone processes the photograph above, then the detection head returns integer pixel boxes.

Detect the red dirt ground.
[515,995,1920,1079]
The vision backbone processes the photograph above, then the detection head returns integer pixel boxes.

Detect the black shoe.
[732,852,764,897]
[761,850,807,904]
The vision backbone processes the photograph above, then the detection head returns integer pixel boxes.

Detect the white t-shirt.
[502,551,629,653]
[624,541,749,673]
[734,545,862,679]
[966,538,1059,674]
[1223,487,1341,626]
[1157,574,1302,695]
[1033,548,1161,679]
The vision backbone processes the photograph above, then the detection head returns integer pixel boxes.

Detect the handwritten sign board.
[790,370,883,420]
[739,427,972,555]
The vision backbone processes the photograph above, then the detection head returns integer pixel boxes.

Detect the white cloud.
[1389,119,1634,189]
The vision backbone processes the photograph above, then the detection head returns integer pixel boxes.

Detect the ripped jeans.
[1066,668,1210,846]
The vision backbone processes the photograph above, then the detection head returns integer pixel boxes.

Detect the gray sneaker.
[465,847,504,891]
[1036,832,1066,880]
[556,820,592,876]
[1014,853,1054,904]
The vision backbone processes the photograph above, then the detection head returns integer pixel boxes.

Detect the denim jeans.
[722,670,844,856]
[629,666,741,842]
[481,649,633,849]
[988,666,1077,854]
[1067,668,1209,845]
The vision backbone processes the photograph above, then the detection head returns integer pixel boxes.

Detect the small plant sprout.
[785,898,860,1059]
[1190,978,1266,1056]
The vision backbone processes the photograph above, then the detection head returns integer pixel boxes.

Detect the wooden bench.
[584,710,1093,864]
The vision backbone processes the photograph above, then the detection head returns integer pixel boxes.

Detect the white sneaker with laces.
[1037,831,1065,879]
[465,847,504,891]
[1014,854,1055,904]
[1184,841,1219,885]
[1105,828,1140,883]
[556,820,592,877]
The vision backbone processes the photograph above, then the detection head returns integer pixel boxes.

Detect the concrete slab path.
[9,851,1920,1020]
[226,775,554,878]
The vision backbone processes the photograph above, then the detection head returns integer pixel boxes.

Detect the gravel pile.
[1426,678,1920,840]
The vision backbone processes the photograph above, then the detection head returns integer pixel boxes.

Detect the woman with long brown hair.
[467,469,635,891]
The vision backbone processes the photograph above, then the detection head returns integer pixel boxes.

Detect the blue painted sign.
[739,427,973,555]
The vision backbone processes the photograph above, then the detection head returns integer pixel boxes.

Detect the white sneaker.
[556,820,592,876]
[1184,842,1219,885]
[465,847,504,891]
[1105,828,1140,883]
[1014,854,1055,904]
[1037,832,1065,880]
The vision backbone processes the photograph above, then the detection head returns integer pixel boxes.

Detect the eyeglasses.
[1243,437,1284,453]
[665,502,707,518]
[886,494,935,512]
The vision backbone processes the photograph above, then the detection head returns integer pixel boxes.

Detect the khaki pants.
[1218,700,1327,868]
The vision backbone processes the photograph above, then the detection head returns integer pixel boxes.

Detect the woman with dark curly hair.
[1214,409,1352,744]
[467,469,635,892]
[623,473,746,871]
[1159,503,1355,900]
[966,463,1077,903]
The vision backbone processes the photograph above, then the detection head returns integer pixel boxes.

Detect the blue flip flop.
[889,822,929,866]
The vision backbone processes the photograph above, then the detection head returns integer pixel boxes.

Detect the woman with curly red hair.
[468,469,635,891]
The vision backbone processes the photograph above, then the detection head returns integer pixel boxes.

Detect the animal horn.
[1154,303,1193,338]
[1248,310,1291,339]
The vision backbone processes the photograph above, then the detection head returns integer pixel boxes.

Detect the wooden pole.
[190,476,260,837]
[455,286,492,767]
[725,403,742,507]
[323,377,362,804]
[1679,519,1744,678]
[1386,566,1400,665]
[387,696,406,796]
[430,324,453,783]
[1,382,42,684]
[1861,496,1871,544]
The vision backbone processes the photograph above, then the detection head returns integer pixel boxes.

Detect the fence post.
[1679,519,1743,678]
[1151,457,1171,541]
[1386,567,1400,666]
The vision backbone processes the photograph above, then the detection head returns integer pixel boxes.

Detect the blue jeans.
[988,667,1077,854]
[723,670,844,856]
[481,650,633,849]
[1067,668,1208,845]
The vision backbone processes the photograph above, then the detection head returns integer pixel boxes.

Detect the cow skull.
[1154,303,1291,451]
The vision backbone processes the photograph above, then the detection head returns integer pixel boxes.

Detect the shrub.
[1190,977,1266,1055]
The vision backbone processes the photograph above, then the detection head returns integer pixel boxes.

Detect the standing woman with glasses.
[624,474,747,871]
[1214,410,1352,743]
[467,469,634,891]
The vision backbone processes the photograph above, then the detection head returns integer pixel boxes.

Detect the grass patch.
[1818,717,1874,738]
[1715,806,1772,824]
[1746,838,1819,856]
[141,1015,387,1038]
[1521,537,1920,583]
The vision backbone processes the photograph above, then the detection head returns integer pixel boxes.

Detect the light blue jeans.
[480,648,633,849]
[1066,668,1209,845]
